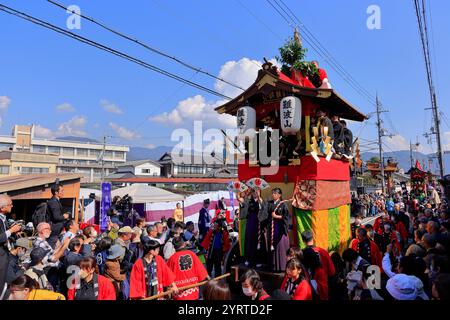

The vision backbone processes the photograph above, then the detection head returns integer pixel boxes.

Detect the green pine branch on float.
[276,36,321,87]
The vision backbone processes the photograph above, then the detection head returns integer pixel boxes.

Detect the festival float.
[216,33,367,288]
[366,158,399,195]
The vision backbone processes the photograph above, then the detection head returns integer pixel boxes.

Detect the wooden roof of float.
[215,62,367,122]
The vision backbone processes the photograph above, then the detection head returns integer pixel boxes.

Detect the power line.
[46,0,246,93]
[413,0,444,177]
[265,0,377,107]
[0,4,232,101]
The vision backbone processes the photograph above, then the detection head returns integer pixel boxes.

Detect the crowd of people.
[1,181,450,301]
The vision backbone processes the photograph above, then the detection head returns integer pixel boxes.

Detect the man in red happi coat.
[167,236,209,300]
[130,239,177,299]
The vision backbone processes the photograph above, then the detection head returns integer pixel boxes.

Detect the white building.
[116,160,161,177]
[0,125,130,182]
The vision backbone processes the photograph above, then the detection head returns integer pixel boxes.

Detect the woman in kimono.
[264,188,290,272]
[239,189,265,267]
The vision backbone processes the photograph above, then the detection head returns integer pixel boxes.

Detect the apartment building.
[0,125,130,182]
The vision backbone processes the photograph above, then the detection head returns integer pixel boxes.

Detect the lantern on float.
[280,96,301,135]
[236,106,256,137]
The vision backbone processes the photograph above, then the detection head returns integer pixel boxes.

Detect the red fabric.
[374,216,391,235]
[167,250,209,300]
[314,181,351,209]
[67,274,116,300]
[212,210,232,224]
[318,68,328,82]
[129,255,175,299]
[311,265,329,300]
[238,157,350,182]
[290,69,315,88]
[200,229,231,253]
[314,247,336,278]
[395,221,408,242]
[350,238,382,269]
[281,277,313,300]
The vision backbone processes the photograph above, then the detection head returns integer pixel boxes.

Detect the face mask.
[242,287,254,297]
[17,250,25,258]
[79,269,89,280]
[44,232,51,239]
[91,231,98,238]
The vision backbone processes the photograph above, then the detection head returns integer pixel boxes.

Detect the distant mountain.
[127,146,172,161]
[56,136,100,143]
[361,150,450,175]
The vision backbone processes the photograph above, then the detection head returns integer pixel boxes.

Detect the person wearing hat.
[130,239,177,299]
[198,199,211,243]
[385,273,429,300]
[104,244,126,299]
[5,237,31,285]
[262,188,290,272]
[115,226,137,276]
[24,247,53,291]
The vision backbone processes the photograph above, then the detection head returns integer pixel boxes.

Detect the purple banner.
[100,182,111,232]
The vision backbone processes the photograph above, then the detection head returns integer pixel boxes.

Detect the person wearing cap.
[201,220,231,278]
[167,236,208,300]
[104,244,127,298]
[5,237,31,285]
[198,199,211,243]
[67,256,116,300]
[130,239,177,299]
[163,221,185,260]
[115,226,137,276]
[24,247,53,290]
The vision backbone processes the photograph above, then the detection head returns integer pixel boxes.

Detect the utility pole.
[376,95,386,195]
[431,92,445,178]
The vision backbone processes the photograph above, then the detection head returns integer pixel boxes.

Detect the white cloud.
[444,131,450,151]
[100,99,123,114]
[0,96,11,110]
[56,115,87,137]
[34,125,54,139]
[214,57,279,98]
[150,95,236,129]
[150,57,280,130]
[109,122,141,140]
[384,134,409,151]
[56,102,75,113]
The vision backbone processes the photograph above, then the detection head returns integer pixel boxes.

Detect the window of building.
[77,148,88,156]
[47,146,60,154]
[142,168,152,174]
[61,147,74,156]
[31,145,46,153]
[0,143,13,151]
[104,151,113,159]
[114,151,125,159]
[20,167,50,174]
[0,166,10,174]
[90,149,101,157]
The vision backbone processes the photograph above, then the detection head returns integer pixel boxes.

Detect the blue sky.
[1,0,449,163]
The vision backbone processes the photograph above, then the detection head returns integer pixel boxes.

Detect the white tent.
[111,184,185,203]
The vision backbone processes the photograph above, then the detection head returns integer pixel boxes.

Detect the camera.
[116,194,133,214]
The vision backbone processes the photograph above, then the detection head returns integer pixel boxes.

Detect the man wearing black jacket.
[0,194,22,300]
[47,184,69,247]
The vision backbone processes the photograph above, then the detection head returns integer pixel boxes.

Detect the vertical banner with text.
[100,182,111,232]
